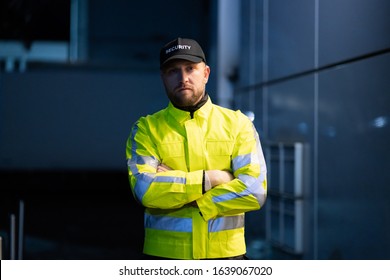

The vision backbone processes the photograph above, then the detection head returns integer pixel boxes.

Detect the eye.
[165,67,178,74]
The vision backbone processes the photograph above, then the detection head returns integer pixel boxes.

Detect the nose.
[178,68,189,83]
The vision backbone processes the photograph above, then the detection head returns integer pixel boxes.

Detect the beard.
[171,92,200,107]
[166,86,205,108]
[166,87,209,112]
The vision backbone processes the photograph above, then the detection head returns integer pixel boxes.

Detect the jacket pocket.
[206,140,234,170]
[158,141,186,171]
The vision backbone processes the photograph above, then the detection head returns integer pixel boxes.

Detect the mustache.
[174,85,193,92]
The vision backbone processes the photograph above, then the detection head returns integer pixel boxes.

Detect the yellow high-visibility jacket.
[126,98,267,259]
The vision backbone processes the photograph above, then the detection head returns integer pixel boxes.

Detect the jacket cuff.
[203,170,212,193]
[196,193,218,221]
[186,169,204,201]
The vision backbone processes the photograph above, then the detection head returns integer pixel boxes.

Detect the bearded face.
[161,60,210,108]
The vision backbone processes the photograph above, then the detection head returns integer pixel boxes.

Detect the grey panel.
[268,0,315,80]
[88,0,210,70]
[238,0,264,88]
[0,70,164,170]
[267,76,315,144]
[319,0,390,66]
[267,75,315,259]
[318,53,390,259]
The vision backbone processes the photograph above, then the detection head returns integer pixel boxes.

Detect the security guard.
[126,37,267,259]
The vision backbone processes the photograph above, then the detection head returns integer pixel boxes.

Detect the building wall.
[0,0,212,259]
[1,0,389,260]
[0,69,164,170]
[236,0,390,259]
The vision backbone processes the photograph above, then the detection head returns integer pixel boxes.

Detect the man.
[126,37,267,260]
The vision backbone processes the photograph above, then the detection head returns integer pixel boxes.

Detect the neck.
[173,92,209,113]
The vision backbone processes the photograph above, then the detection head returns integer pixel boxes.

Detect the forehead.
[162,59,203,69]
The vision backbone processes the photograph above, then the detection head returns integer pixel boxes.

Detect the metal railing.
[265,142,307,257]
[1,200,24,260]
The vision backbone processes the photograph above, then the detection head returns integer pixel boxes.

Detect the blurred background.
[0,0,389,260]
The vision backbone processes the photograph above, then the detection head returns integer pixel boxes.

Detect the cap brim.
[161,55,203,68]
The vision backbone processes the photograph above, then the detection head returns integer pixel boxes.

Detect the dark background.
[1,0,389,260]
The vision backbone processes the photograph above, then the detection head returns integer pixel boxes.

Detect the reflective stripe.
[145,213,192,232]
[131,122,139,155]
[232,152,260,171]
[232,153,251,171]
[253,124,266,174]
[239,173,267,206]
[222,125,266,206]
[155,176,186,184]
[212,189,250,203]
[129,123,187,201]
[145,213,244,233]
[129,123,141,175]
[238,173,257,188]
[129,123,154,202]
[212,173,266,206]
[133,173,186,203]
[133,171,186,202]
[252,124,267,207]
[208,215,244,232]
[128,124,160,169]
[128,155,159,171]
[232,124,264,172]
[134,172,155,202]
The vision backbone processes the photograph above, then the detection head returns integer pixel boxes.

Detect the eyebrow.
[163,61,200,72]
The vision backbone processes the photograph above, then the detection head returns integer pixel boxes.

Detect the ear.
[204,65,210,83]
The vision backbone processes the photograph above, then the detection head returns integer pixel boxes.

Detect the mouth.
[176,87,192,93]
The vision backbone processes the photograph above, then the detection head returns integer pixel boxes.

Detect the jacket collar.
[167,97,213,124]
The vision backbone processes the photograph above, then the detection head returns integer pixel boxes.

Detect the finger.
[159,163,173,170]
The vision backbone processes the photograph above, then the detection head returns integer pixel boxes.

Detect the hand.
[157,163,172,173]
[205,170,234,187]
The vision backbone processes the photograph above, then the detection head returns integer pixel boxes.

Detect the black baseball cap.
[160,37,206,69]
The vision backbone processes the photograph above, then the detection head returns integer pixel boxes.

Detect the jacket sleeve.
[197,113,267,221]
[126,119,203,209]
